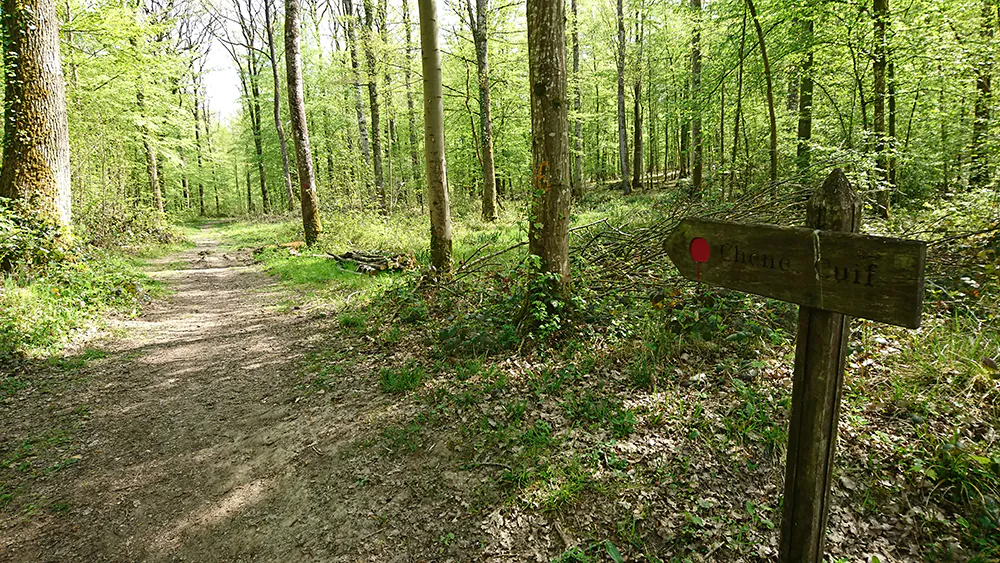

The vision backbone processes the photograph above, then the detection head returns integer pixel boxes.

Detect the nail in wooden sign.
[665,218,927,328]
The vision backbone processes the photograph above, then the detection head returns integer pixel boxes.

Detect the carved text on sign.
[664,218,926,328]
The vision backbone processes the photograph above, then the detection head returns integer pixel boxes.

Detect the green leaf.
[605,540,624,563]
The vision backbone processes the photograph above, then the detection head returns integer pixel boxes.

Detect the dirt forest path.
[1,225,524,562]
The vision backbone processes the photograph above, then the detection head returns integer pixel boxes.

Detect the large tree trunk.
[747,0,777,192]
[527,0,571,293]
[971,0,993,188]
[873,0,890,217]
[344,0,372,174]
[796,18,814,177]
[691,0,703,193]
[286,0,323,244]
[615,0,630,194]
[418,0,453,275]
[403,0,422,209]
[571,0,583,198]
[466,0,498,221]
[0,0,72,230]
[363,0,387,213]
[265,0,296,211]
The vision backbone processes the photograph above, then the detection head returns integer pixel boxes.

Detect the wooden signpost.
[665,169,926,563]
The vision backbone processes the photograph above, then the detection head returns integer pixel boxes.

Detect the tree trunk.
[136,89,164,214]
[0,0,72,230]
[285,0,323,244]
[691,0,703,193]
[971,0,993,188]
[246,166,253,213]
[363,0,387,213]
[403,0,422,209]
[616,0,630,194]
[265,0,296,211]
[571,0,583,198]
[466,0,498,221]
[527,0,571,293]
[729,7,747,198]
[344,0,372,174]
[249,73,270,213]
[797,18,814,177]
[632,80,643,190]
[873,0,890,217]
[418,0,453,275]
[747,0,777,191]
[193,83,206,216]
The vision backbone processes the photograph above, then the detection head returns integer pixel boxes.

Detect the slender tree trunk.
[729,5,747,197]
[418,0,453,275]
[616,0,630,194]
[248,73,270,212]
[466,0,498,220]
[797,18,814,177]
[363,0,387,213]
[344,0,372,174]
[136,90,164,214]
[747,0,777,191]
[193,83,206,215]
[691,0,703,194]
[971,0,993,187]
[286,0,322,244]
[403,0,422,209]
[571,0,583,197]
[632,80,643,190]
[265,0,296,211]
[873,0,890,217]
[527,0,571,293]
[246,166,253,213]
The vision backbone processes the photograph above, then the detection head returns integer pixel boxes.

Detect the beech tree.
[418,0,453,275]
[465,0,499,221]
[0,0,72,230]
[526,0,571,293]
[285,0,322,243]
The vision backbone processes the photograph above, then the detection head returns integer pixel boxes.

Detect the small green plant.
[379,362,426,393]
[339,312,367,332]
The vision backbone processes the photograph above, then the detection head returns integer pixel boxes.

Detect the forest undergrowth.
[207,182,1000,562]
[1,182,997,561]
[0,202,190,360]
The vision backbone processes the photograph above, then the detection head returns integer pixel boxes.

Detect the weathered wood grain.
[664,215,926,328]
[778,168,859,563]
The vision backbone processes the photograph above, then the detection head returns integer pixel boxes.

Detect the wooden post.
[779,168,861,562]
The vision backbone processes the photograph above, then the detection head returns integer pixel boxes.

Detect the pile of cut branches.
[322,250,417,274]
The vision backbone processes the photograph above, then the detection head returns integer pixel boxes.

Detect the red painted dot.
[689,237,710,264]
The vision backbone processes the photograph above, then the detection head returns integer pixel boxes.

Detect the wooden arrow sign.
[664,218,927,328]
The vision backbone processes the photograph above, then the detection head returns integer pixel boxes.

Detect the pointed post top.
[807,168,861,234]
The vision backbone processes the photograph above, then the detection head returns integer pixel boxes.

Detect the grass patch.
[379,362,426,393]
[0,249,166,358]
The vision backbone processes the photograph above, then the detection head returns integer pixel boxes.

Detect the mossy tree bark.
[1,0,72,231]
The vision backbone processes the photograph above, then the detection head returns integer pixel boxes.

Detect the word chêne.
[716,243,878,287]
